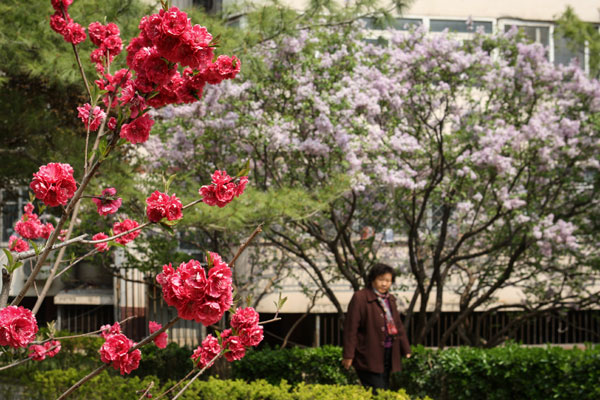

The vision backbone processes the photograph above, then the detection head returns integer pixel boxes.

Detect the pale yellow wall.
[403,0,600,23]
[261,0,600,23]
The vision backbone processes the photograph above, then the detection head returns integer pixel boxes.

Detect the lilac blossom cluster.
[147,24,599,283]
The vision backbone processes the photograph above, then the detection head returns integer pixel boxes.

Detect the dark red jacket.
[343,288,411,373]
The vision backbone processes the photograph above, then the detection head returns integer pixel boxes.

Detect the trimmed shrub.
[18,371,424,400]
[232,345,358,385]
[395,343,600,400]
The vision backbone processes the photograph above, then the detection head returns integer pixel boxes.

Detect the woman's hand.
[405,353,411,358]
[341,358,353,369]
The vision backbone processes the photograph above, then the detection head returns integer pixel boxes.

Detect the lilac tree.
[149,24,600,346]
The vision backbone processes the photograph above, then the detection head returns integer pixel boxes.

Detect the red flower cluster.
[126,6,241,109]
[149,321,168,349]
[8,235,29,253]
[190,309,263,367]
[92,232,109,252]
[14,203,55,240]
[77,103,106,132]
[28,340,61,361]
[88,22,122,74]
[0,306,38,349]
[49,0,86,45]
[156,253,232,326]
[191,334,221,368]
[199,170,249,208]
[230,307,264,348]
[92,187,122,216]
[30,163,77,207]
[146,191,183,223]
[99,326,141,375]
[112,219,141,245]
[120,113,155,144]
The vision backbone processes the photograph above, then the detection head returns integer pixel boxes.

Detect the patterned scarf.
[373,289,398,336]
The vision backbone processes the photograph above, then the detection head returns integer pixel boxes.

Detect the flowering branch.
[57,315,180,400]
[137,381,154,400]
[0,343,61,372]
[31,316,136,344]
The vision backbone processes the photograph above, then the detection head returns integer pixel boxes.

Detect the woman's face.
[372,272,393,294]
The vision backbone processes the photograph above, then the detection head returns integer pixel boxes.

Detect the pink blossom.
[49,12,68,34]
[99,332,141,375]
[156,254,232,325]
[222,335,245,362]
[199,171,249,208]
[0,306,38,348]
[230,307,260,331]
[120,114,155,144]
[8,236,29,253]
[41,223,55,240]
[62,22,87,45]
[77,103,106,132]
[146,191,183,223]
[28,344,47,361]
[44,340,61,357]
[100,322,122,339]
[91,187,122,216]
[30,163,77,207]
[108,117,117,130]
[112,219,140,245]
[51,0,73,11]
[191,334,221,368]
[149,321,168,349]
[93,233,110,252]
[57,229,68,242]
[239,325,264,347]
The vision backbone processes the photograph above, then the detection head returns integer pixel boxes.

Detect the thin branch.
[172,351,224,400]
[155,369,196,400]
[54,249,99,280]
[57,364,109,400]
[229,224,263,268]
[137,381,154,400]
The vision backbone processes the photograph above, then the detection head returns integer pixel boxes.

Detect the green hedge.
[15,370,421,400]
[396,344,600,400]
[232,345,357,385]
[234,343,600,399]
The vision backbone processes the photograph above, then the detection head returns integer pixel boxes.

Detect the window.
[0,189,28,244]
[392,18,423,31]
[431,19,493,34]
[553,32,585,68]
[504,24,550,48]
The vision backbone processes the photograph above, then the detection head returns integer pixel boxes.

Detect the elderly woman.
[342,263,411,393]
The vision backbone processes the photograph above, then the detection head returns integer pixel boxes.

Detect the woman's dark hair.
[366,263,396,288]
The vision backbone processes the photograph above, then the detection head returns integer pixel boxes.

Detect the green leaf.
[2,248,14,266]
[7,261,23,274]
[236,160,251,178]
[30,240,40,256]
[158,222,175,234]
[164,173,177,194]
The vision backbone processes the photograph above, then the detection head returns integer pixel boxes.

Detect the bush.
[394,343,600,400]
[18,371,423,400]
[232,345,358,385]
[26,368,160,400]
